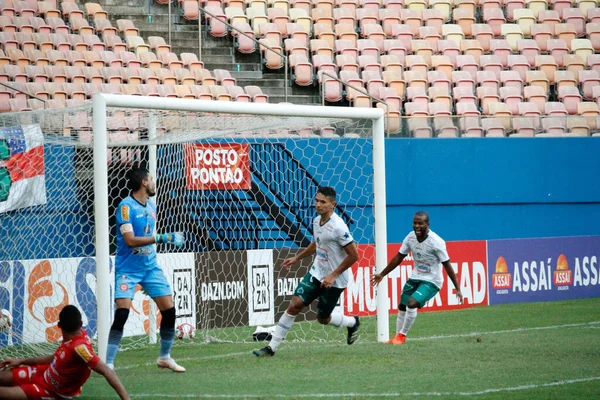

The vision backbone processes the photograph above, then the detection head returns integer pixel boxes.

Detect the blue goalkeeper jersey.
[115,196,158,272]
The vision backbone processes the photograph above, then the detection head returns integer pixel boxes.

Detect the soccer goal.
[0,95,390,362]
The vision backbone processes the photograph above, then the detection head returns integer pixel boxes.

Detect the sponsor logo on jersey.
[121,205,130,221]
[74,344,94,363]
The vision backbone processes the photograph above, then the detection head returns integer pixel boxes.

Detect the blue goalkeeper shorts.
[115,264,172,299]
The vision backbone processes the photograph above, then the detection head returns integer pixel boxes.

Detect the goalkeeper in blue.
[106,166,186,373]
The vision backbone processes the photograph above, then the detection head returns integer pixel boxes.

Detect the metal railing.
[0,81,47,107]
[199,6,289,102]
[319,71,390,136]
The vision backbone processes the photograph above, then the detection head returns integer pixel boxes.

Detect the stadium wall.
[2,137,599,261]
[384,138,600,242]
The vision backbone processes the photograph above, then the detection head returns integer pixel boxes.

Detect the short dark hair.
[317,186,336,201]
[414,211,429,222]
[126,166,149,191]
[58,305,82,333]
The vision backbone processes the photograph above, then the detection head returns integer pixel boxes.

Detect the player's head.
[413,211,430,239]
[315,186,336,217]
[58,305,83,334]
[127,166,156,197]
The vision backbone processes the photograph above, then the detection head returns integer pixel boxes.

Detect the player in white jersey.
[371,211,463,344]
[253,187,360,357]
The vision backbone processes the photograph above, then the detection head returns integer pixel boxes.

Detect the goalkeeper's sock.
[328,313,356,328]
[159,327,175,358]
[269,312,296,352]
[106,329,124,365]
[400,308,417,336]
[395,310,406,334]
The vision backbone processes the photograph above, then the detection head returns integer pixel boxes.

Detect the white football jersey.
[310,213,354,289]
[399,230,449,289]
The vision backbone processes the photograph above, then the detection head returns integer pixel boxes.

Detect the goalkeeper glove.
[155,232,185,247]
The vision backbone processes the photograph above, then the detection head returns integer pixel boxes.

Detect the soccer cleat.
[157,357,186,373]
[387,333,406,345]
[347,316,360,345]
[252,346,275,357]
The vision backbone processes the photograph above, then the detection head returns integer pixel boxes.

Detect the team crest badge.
[120,283,129,291]
[18,370,26,379]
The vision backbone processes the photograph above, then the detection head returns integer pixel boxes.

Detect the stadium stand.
[0,0,599,136]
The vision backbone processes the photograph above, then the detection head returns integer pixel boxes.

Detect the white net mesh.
[0,103,376,358]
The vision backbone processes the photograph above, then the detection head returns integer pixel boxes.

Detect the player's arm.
[0,355,53,369]
[281,241,317,269]
[91,360,131,400]
[370,252,408,286]
[321,242,359,288]
[442,260,463,304]
[117,204,184,248]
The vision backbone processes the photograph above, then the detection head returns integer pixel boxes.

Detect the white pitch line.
[409,320,600,342]
[96,376,600,398]
[113,320,600,372]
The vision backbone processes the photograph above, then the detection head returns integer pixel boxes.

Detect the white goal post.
[92,94,390,361]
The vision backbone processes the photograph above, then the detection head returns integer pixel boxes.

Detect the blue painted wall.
[2,137,599,260]
[384,138,600,242]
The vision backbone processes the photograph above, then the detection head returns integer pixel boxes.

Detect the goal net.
[0,96,388,361]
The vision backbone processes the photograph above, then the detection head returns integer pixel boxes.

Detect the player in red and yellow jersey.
[0,305,129,400]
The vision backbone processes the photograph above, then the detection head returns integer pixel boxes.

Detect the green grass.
[83,298,600,399]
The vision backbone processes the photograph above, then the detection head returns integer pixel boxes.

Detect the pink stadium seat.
[64,65,84,84]
[453,86,477,105]
[500,86,523,115]
[429,86,452,109]
[224,85,249,102]
[30,17,51,34]
[25,65,48,82]
[530,26,551,54]
[422,9,444,35]
[427,70,450,91]
[321,70,343,102]
[558,86,582,114]
[245,85,269,102]
[358,38,379,58]
[481,118,506,137]
[362,70,384,98]
[579,70,600,100]
[358,54,382,74]
[122,67,143,85]
[524,86,548,113]
[517,39,540,66]
[382,70,405,99]
[483,8,505,37]
[407,86,429,103]
[544,101,568,117]
[563,8,586,37]
[313,54,337,74]
[507,55,529,81]
[490,39,511,68]
[526,70,549,93]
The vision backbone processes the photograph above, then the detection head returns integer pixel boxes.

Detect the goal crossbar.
[92,94,389,361]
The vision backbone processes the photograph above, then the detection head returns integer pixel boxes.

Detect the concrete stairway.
[83,0,321,104]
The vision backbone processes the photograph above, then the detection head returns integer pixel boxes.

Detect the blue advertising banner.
[487,236,600,305]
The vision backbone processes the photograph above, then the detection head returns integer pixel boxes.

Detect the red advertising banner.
[184,143,251,190]
[344,241,489,316]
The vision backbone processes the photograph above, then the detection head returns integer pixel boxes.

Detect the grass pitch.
[82,297,600,399]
